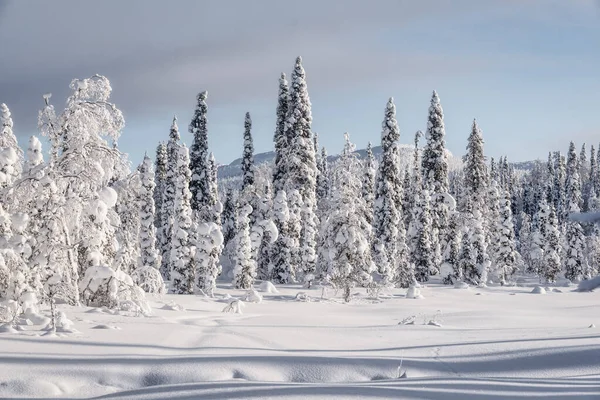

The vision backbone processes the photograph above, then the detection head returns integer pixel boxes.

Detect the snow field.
[0,280,599,399]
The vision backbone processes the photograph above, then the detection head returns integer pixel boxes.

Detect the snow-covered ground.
[1,279,599,399]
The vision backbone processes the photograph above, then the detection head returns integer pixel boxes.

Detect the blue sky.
[0,0,598,167]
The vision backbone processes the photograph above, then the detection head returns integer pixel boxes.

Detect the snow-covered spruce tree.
[441,212,462,283]
[322,133,374,301]
[252,182,278,281]
[546,152,555,205]
[563,141,587,282]
[270,190,296,283]
[316,146,330,215]
[362,142,376,225]
[170,144,195,294]
[232,204,255,289]
[113,174,142,275]
[221,187,238,250]
[194,152,223,294]
[272,73,290,194]
[540,202,562,283]
[485,180,501,270]
[553,151,566,222]
[470,209,490,285]
[137,155,161,271]
[493,188,518,285]
[241,112,255,190]
[463,119,488,209]
[0,103,23,189]
[412,188,435,283]
[160,116,180,280]
[189,91,210,217]
[421,91,450,274]
[283,56,319,285]
[372,98,407,286]
[154,142,167,230]
[590,145,598,200]
[194,219,224,296]
[529,200,547,275]
[518,212,533,272]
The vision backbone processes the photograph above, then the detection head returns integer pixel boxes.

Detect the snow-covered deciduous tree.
[189,91,210,216]
[322,133,374,301]
[25,136,44,173]
[232,204,255,289]
[272,73,290,194]
[241,112,255,190]
[0,103,23,188]
[170,144,195,294]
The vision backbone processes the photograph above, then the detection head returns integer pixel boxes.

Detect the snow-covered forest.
[0,57,599,321]
[0,56,599,399]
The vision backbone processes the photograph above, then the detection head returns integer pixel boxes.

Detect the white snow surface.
[0,280,599,399]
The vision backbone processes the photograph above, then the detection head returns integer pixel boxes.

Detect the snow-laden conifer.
[154,142,167,230]
[362,142,376,224]
[232,204,255,289]
[272,73,290,194]
[0,103,23,188]
[270,190,296,283]
[160,117,180,280]
[137,155,161,271]
[241,112,255,190]
[493,188,518,285]
[189,91,209,215]
[170,144,195,294]
[322,134,374,301]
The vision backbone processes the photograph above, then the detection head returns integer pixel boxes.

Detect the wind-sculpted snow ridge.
[0,282,599,399]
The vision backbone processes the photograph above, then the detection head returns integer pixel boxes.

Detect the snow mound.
[259,281,279,293]
[243,289,263,303]
[222,299,245,314]
[454,281,469,289]
[589,324,596,328]
[552,288,563,293]
[91,324,121,330]
[0,378,63,397]
[531,286,546,294]
[406,286,424,299]
[24,308,51,326]
[577,275,600,292]
[427,320,443,327]
[0,324,17,333]
[161,302,184,311]
[295,292,310,302]
[398,315,416,325]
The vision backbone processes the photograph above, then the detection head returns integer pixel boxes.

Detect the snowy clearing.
[1,279,599,399]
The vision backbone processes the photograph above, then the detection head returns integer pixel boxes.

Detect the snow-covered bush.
[78,265,150,314]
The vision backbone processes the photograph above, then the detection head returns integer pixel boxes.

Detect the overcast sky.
[0,0,599,166]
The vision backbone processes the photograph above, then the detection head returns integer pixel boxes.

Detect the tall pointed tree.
[564,141,587,282]
[0,103,23,189]
[189,91,209,216]
[362,142,376,225]
[272,73,290,194]
[241,112,255,190]
[283,56,319,284]
[170,144,195,294]
[421,91,450,273]
[154,142,167,230]
[373,98,410,287]
[160,116,180,280]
